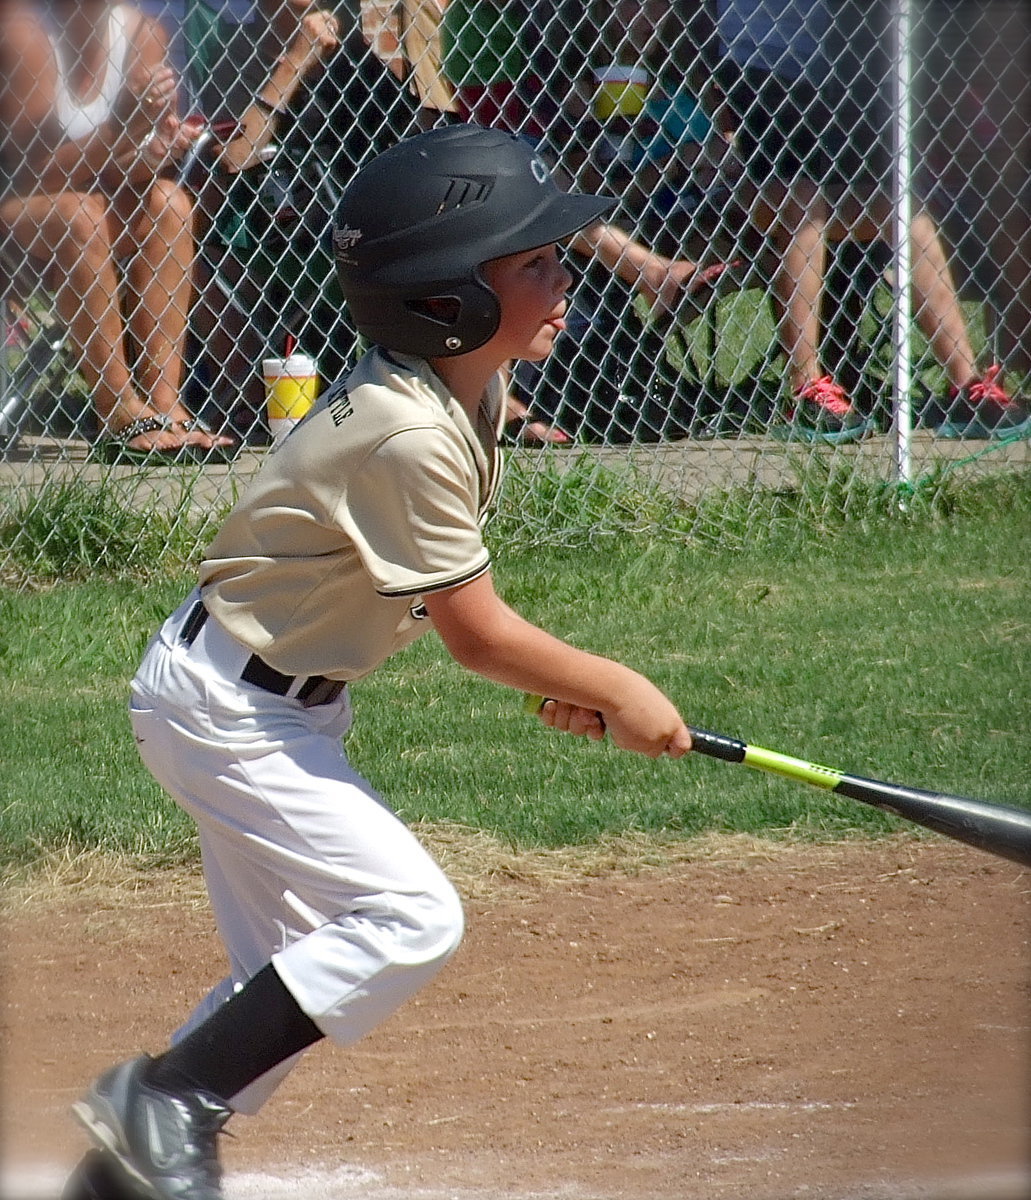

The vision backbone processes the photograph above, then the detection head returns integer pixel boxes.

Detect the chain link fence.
[2,0,1029,576]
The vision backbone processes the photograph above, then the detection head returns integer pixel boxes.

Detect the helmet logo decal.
[333,225,363,263]
[530,157,549,185]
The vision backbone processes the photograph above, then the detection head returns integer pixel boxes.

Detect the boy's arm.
[421,572,692,759]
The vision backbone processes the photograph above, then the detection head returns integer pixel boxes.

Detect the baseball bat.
[522,696,1031,869]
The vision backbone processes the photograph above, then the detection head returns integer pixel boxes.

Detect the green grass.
[0,478,216,583]
[1,470,1028,870]
[492,439,1031,551]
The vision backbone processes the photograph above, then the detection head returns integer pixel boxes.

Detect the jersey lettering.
[327,384,354,425]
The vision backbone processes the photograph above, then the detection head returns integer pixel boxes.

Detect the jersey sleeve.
[340,425,491,598]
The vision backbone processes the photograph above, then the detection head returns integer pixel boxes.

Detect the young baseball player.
[65,124,692,1200]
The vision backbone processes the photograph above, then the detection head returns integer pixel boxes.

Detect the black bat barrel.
[836,775,1031,869]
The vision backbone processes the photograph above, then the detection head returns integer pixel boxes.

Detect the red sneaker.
[778,376,872,444]
[796,375,853,418]
[933,365,1031,439]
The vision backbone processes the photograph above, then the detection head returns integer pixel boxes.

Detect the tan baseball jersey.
[200,348,505,681]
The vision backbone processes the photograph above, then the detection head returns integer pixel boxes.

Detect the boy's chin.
[520,338,558,363]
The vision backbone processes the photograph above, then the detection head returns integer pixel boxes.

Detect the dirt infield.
[3,838,1029,1200]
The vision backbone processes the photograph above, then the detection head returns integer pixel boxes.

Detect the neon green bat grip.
[521,693,1031,867]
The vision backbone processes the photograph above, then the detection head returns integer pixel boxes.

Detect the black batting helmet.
[333,124,616,357]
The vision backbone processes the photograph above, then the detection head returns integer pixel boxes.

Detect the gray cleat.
[72,1055,231,1200]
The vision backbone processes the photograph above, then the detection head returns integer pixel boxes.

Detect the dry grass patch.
[1,826,923,913]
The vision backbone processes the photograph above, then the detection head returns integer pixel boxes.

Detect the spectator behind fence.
[184,0,339,441]
[566,0,715,236]
[193,1,419,217]
[184,0,422,442]
[359,0,460,129]
[713,0,1031,442]
[440,0,717,443]
[529,0,739,441]
[0,0,235,463]
[914,0,1031,381]
[137,0,253,112]
[194,0,342,176]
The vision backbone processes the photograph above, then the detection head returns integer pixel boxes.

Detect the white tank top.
[50,5,132,143]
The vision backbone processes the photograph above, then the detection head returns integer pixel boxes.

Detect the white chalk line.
[0,1162,584,1200]
[4,1161,1029,1200]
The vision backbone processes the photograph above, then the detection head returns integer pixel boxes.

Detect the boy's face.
[480,244,573,363]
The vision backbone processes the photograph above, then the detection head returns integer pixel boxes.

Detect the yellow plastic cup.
[593,65,649,119]
[263,354,319,444]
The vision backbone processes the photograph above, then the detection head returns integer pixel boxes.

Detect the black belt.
[180,601,345,709]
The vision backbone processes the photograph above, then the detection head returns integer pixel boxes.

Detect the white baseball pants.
[128,591,464,1113]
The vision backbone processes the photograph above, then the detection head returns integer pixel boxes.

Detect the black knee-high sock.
[148,963,324,1103]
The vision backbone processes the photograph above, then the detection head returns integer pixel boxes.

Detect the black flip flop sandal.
[92,416,239,465]
[91,417,206,466]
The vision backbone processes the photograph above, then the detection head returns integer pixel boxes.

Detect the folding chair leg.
[1,309,74,453]
[0,376,30,454]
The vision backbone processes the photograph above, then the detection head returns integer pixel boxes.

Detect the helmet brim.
[495,191,619,259]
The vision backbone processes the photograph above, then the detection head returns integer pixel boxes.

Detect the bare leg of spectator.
[753,184,981,395]
[0,191,179,451]
[830,197,979,389]
[908,210,979,388]
[750,182,830,395]
[114,178,229,449]
[766,183,829,395]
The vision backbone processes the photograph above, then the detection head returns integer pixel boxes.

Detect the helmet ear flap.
[407,296,464,327]
[347,277,501,358]
[428,273,502,356]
